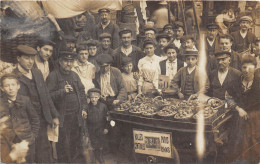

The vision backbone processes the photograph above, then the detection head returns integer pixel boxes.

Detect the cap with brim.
[183,50,198,56]
[119,28,132,36]
[239,16,253,23]
[180,35,195,43]
[122,56,133,66]
[207,23,219,29]
[144,27,157,34]
[143,39,156,48]
[88,88,101,95]
[59,51,77,60]
[156,34,171,42]
[86,39,99,47]
[63,35,76,42]
[17,45,37,56]
[214,51,231,59]
[163,24,174,31]
[99,33,112,40]
[174,21,184,29]
[98,8,110,14]
[96,54,113,66]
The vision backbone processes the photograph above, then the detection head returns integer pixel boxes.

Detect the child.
[85,88,109,164]
[0,74,40,163]
[121,57,138,101]
[171,50,201,99]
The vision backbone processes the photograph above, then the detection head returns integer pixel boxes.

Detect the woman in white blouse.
[138,39,162,95]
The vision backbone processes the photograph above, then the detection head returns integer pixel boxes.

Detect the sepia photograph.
[0,0,259,163]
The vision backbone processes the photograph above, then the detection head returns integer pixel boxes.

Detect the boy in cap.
[12,45,59,163]
[98,33,113,56]
[155,33,171,59]
[35,39,56,80]
[231,15,256,53]
[0,74,40,163]
[160,44,184,81]
[112,28,144,72]
[95,8,120,49]
[171,50,207,99]
[46,51,87,162]
[84,88,109,164]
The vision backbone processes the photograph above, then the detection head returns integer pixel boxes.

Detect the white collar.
[207,38,215,46]
[240,30,248,39]
[101,20,110,29]
[167,58,177,64]
[121,45,133,56]
[187,66,196,74]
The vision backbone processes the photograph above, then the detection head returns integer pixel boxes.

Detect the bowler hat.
[183,50,198,56]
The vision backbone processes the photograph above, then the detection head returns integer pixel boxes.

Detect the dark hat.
[174,21,184,29]
[156,34,171,42]
[119,28,132,36]
[88,88,101,95]
[239,15,253,23]
[143,39,156,48]
[183,50,198,56]
[98,8,110,14]
[206,23,219,29]
[38,39,56,47]
[180,35,195,43]
[163,44,179,54]
[59,51,77,60]
[63,35,76,42]
[99,33,112,40]
[96,54,113,66]
[214,51,231,59]
[86,39,99,47]
[122,57,133,66]
[17,45,37,56]
[219,34,234,42]
[144,27,157,34]
[163,24,174,31]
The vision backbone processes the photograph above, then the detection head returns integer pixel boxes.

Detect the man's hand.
[178,92,184,99]
[65,84,73,93]
[82,111,87,119]
[104,129,108,134]
[52,118,59,128]
[113,100,120,105]
[236,107,248,120]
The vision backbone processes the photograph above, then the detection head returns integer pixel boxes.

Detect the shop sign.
[133,129,173,158]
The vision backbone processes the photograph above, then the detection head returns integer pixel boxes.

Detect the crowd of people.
[0,6,260,164]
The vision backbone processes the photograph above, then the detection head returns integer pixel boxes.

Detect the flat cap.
[156,33,171,42]
[88,88,101,95]
[214,51,231,58]
[143,38,156,48]
[174,21,184,28]
[183,50,198,56]
[99,33,112,40]
[206,23,219,29]
[180,35,195,43]
[163,24,174,31]
[98,8,110,14]
[144,27,157,34]
[239,15,253,23]
[122,56,133,66]
[59,51,77,60]
[119,28,132,36]
[96,54,113,66]
[63,35,76,42]
[86,39,99,47]
[17,45,37,56]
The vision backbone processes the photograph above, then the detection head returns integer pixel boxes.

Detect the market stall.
[109,96,233,163]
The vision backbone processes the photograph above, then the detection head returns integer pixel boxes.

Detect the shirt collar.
[167,58,177,63]
[101,20,110,29]
[17,64,32,79]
